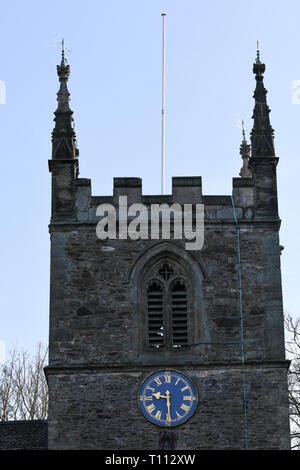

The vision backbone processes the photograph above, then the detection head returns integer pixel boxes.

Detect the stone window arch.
[128,241,208,357]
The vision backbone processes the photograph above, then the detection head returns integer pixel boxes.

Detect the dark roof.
[0,420,48,450]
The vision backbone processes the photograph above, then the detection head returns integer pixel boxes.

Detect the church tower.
[46,47,290,450]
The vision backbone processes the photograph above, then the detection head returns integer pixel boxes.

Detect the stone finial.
[56,63,71,113]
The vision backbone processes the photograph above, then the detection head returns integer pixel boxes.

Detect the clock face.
[138,370,198,427]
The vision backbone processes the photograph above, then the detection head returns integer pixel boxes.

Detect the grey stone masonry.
[46,172,291,449]
[47,367,289,450]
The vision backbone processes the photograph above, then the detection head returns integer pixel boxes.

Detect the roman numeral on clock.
[144,395,153,401]
[164,373,171,383]
[180,403,190,413]
[183,395,192,401]
[145,403,156,414]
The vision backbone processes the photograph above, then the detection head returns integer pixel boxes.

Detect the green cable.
[231,195,249,450]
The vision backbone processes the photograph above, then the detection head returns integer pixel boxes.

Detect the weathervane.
[256,39,260,63]
[237,119,247,142]
[53,38,72,66]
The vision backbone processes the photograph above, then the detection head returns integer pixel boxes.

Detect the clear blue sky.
[0,0,299,359]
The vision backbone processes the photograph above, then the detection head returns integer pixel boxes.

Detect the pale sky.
[0,0,299,360]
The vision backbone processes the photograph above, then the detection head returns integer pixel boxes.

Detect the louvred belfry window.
[171,280,188,347]
[147,281,165,348]
[144,261,191,350]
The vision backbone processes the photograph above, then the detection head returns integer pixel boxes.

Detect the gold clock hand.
[152,390,171,422]
[152,391,168,399]
[165,390,171,423]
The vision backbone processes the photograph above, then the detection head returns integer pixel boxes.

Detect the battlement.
[109,176,203,205]
[73,175,255,225]
[50,169,279,228]
[87,175,251,208]
[44,171,284,229]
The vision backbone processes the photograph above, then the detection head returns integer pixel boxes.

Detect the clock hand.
[152,391,168,400]
[152,392,163,400]
[165,390,171,423]
[152,390,171,423]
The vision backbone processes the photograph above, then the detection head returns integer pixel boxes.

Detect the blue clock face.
[139,370,198,427]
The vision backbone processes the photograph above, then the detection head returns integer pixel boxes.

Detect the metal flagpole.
[161,13,166,195]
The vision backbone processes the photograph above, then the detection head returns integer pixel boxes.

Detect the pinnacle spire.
[250,45,275,157]
[239,121,252,178]
[51,40,79,163]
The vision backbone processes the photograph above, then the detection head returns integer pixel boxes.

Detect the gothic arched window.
[144,260,192,350]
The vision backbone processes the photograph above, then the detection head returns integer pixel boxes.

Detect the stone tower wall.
[46,176,290,449]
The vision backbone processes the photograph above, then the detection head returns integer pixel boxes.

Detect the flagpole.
[161,13,166,195]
